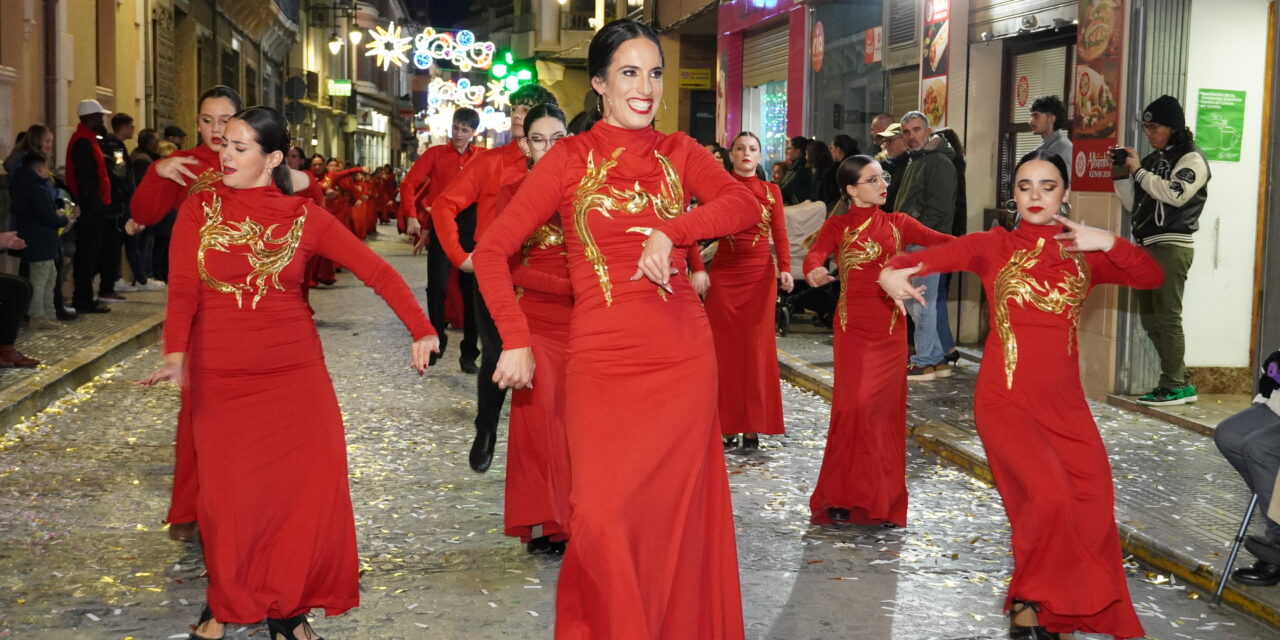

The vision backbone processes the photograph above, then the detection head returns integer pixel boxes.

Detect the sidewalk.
[776,322,1280,630]
[0,289,164,448]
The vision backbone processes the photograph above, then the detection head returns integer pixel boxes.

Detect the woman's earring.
[1004,199,1017,214]
[1059,202,1072,218]
[655,98,668,122]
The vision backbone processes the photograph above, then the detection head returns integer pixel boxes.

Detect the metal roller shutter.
[741,23,790,88]
[890,66,920,117]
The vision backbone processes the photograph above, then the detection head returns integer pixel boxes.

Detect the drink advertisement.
[1070,0,1125,191]
[1195,89,1246,162]
[920,0,949,127]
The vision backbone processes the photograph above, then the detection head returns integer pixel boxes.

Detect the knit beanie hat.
[1142,95,1185,129]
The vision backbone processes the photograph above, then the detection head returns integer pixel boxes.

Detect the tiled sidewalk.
[776,323,1280,630]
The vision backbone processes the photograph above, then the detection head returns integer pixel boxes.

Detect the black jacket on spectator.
[100,135,135,220]
[780,159,813,206]
[9,159,69,262]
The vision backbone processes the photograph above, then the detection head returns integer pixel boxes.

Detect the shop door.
[688,90,717,146]
[996,35,1075,207]
[742,23,790,174]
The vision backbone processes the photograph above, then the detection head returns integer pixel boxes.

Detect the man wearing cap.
[867,112,896,156]
[163,125,187,150]
[1114,95,1210,406]
[64,99,114,314]
[874,123,908,210]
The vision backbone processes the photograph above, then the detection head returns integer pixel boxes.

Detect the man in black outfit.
[98,112,136,302]
[779,136,813,205]
[65,99,113,314]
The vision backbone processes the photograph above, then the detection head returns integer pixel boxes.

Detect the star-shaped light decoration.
[365,22,412,71]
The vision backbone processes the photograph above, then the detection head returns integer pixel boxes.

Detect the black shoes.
[1008,599,1060,640]
[266,614,323,640]
[741,436,760,452]
[188,605,224,640]
[722,435,738,449]
[827,507,851,522]
[56,308,78,321]
[527,536,566,555]
[169,521,197,542]
[469,428,496,472]
[75,304,110,314]
[460,358,478,374]
[1245,532,1280,565]
[1233,559,1280,587]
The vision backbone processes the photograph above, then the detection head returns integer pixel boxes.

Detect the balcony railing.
[561,11,593,31]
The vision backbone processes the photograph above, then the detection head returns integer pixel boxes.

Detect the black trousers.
[72,212,106,309]
[425,204,479,362]
[0,274,32,344]
[473,289,509,435]
[97,216,124,295]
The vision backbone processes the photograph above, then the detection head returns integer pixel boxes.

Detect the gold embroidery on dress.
[887,223,904,334]
[572,148,688,306]
[188,168,221,196]
[992,237,1090,389]
[752,188,775,246]
[197,194,307,309]
[520,224,565,265]
[835,215,881,331]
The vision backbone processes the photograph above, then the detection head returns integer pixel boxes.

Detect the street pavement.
[0,231,1275,639]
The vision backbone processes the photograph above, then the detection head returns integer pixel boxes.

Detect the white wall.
[1181,0,1269,368]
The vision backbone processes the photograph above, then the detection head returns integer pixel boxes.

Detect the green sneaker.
[1137,385,1198,406]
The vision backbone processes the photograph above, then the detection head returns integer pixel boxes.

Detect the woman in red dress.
[139,107,438,640]
[879,151,1160,639]
[803,155,952,527]
[129,86,243,542]
[321,159,363,235]
[473,20,759,639]
[495,103,575,555]
[705,132,792,451]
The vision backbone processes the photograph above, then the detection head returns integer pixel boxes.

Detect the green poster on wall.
[1196,89,1246,162]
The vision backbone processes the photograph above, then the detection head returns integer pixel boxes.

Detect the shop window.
[221,48,240,93]
[96,0,116,89]
[742,80,788,174]
[996,35,1074,206]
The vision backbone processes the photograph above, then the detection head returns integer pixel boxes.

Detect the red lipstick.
[1028,206,1044,213]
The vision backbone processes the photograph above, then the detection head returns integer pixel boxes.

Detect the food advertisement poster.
[1195,89,1246,162]
[1071,0,1125,191]
[919,0,949,127]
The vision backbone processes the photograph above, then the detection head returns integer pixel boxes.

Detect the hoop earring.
[655,98,669,122]
[596,97,606,119]
[1004,199,1017,214]
[1059,202,1072,218]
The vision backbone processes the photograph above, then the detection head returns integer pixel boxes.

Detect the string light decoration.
[364,22,413,71]
[761,81,789,170]
[420,77,513,134]
[411,28,495,71]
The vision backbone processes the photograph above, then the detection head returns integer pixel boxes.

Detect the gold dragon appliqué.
[197,194,307,309]
[992,237,1091,389]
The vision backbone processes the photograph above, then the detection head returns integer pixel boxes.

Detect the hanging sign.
[919,0,950,127]
[327,79,353,97]
[864,26,883,65]
[811,21,825,73]
[1196,89,1246,162]
[1070,0,1125,191]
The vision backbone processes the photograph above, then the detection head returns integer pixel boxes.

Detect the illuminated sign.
[327,79,353,96]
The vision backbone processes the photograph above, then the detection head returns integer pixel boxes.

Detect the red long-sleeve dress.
[704,173,790,436]
[886,222,1161,638]
[323,167,363,235]
[802,204,951,526]
[130,143,223,526]
[496,180,575,544]
[164,182,433,623]
[473,121,759,639]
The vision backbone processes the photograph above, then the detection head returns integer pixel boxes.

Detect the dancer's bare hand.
[778,271,795,293]
[690,271,710,297]
[1052,214,1116,252]
[459,255,475,273]
[137,353,185,387]
[805,266,836,288]
[878,264,928,316]
[631,231,675,294]
[494,347,535,390]
[154,156,201,186]
[411,336,440,375]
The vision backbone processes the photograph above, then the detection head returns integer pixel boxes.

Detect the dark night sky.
[421,0,470,29]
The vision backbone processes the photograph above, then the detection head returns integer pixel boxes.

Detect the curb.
[1105,393,1215,437]
[777,347,1280,630]
[0,310,164,435]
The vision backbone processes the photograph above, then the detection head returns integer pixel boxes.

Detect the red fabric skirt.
[704,249,784,435]
[809,301,909,527]
[503,291,573,542]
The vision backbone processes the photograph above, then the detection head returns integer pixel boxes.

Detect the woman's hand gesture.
[778,271,795,293]
[877,264,928,317]
[154,156,202,187]
[411,335,441,375]
[632,230,675,293]
[805,266,836,288]
[136,353,185,388]
[690,271,710,298]
[1053,214,1116,252]
[494,347,535,390]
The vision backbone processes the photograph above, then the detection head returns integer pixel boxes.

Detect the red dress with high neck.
[323,167,362,235]
[164,183,433,623]
[704,172,789,436]
[496,180,575,543]
[886,222,1161,638]
[130,143,223,526]
[803,204,951,526]
[473,121,759,639]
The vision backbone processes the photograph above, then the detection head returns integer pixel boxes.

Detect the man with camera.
[1113,95,1210,406]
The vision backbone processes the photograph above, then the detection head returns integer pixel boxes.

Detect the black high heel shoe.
[827,507,851,522]
[1008,600,1060,639]
[741,436,760,451]
[189,605,224,640]
[722,435,738,449]
[267,614,324,640]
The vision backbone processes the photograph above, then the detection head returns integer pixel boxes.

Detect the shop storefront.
[354,106,390,168]
[717,0,808,172]
[806,0,886,155]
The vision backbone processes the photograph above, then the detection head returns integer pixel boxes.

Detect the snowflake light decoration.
[364,22,412,71]
[412,28,495,71]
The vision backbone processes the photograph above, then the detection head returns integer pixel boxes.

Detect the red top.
[398,143,481,227]
[472,121,759,349]
[131,144,222,225]
[164,182,434,358]
[300,170,325,207]
[721,172,791,268]
[495,179,572,297]
[431,142,528,266]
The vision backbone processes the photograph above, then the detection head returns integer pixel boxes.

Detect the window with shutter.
[741,23,790,88]
[887,0,917,47]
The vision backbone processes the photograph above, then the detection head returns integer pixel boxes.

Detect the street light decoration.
[364,22,413,71]
[411,28,495,71]
[488,50,537,92]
